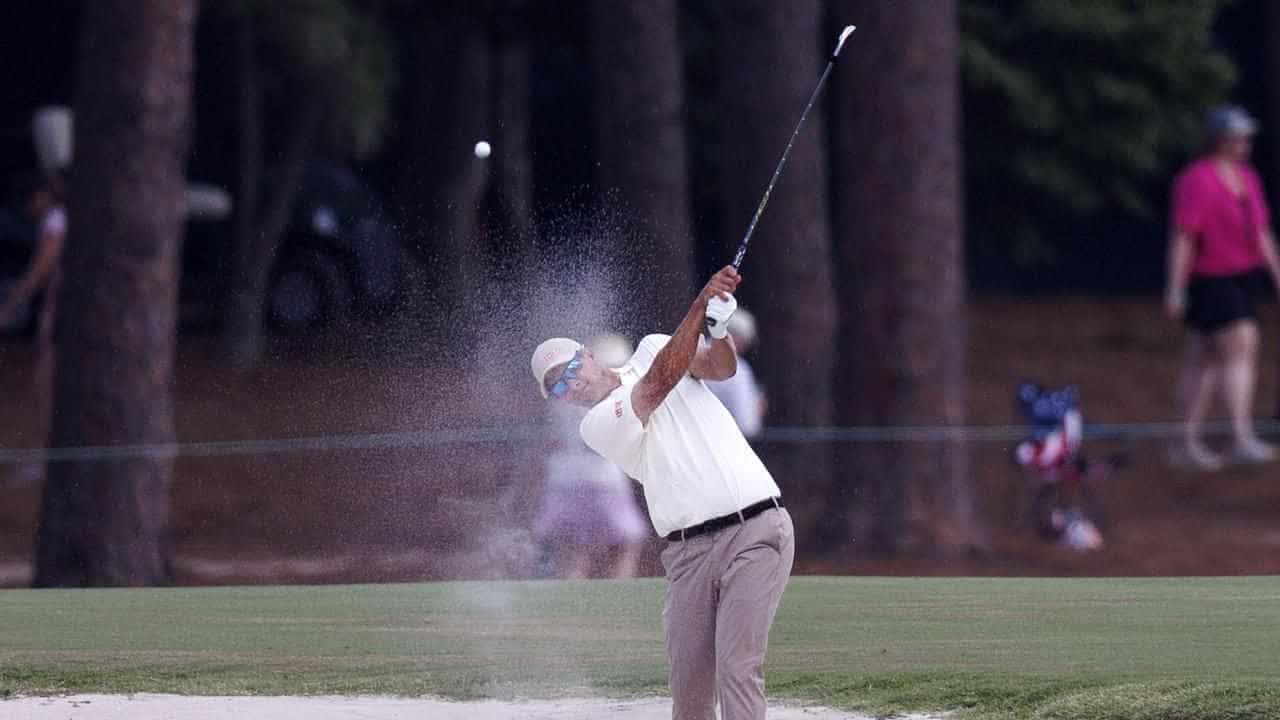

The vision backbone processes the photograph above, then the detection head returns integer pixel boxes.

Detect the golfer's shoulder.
[638,334,670,352]
[579,385,642,452]
[628,334,669,375]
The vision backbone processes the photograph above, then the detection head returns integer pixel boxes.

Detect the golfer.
[1167,105,1280,469]
[531,265,793,720]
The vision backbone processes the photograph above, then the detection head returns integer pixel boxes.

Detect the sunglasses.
[548,351,584,398]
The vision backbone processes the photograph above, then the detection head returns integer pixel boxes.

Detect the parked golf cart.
[0,163,407,336]
[180,162,408,333]
[1,107,408,337]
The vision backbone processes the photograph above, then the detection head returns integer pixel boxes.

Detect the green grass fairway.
[1,577,1278,719]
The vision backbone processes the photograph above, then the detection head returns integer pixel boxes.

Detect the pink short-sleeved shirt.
[1172,157,1270,277]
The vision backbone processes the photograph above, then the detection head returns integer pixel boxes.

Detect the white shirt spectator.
[708,356,764,438]
[579,334,781,537]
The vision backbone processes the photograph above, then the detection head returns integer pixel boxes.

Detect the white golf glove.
[705,294,737,340]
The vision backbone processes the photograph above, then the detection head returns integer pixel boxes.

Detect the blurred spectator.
[1014,383,1107,552]
[0,172,66,486]
[1166,105,1280,470]
[708,307,765,438]
[0,172,66,333]
[533,333,647,578]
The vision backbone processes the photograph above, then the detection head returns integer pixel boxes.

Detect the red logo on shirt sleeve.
[614,400,624,418]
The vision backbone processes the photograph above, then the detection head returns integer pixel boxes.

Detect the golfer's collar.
[613,365,637,387]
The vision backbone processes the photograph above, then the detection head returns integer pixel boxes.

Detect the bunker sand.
[2,694,944,719]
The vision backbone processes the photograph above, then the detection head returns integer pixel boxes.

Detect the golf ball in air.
[474,141,491,158]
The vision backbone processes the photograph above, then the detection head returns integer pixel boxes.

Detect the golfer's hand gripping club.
[702,265,741,336]
[706,295,737,339]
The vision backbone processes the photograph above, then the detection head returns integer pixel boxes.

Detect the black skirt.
[1185,268,1271,334]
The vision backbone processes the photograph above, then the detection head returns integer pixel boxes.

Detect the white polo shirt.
[579,334,781,537]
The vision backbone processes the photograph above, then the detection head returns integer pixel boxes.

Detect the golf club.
[730,24,854,272]
[708,25,854,334]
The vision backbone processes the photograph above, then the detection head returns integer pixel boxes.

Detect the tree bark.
[394,1,537,347]
[1266,0,1280,420]
[482,0,535,334]
[711,1,837,545]
[223,14,265,365]
[396,1,492,341]
[493,1,533,251]
[590,0,695,336]
[34,0,198,587]
[829,0,973,554]
[221,23,325,367]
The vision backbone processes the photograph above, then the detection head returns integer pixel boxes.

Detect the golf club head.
[834,25,856,58]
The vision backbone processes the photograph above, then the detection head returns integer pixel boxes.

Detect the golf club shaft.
[731,26,854,270]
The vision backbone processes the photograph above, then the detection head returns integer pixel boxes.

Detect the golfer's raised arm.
[690,331,737,382]
[632,266,740,424]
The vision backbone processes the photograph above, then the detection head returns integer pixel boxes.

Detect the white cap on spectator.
[588,332,633,369]
[1205,105,1258,143]
[727,308,757,351]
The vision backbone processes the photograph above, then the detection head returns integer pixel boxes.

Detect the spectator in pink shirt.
[1166,106,1280,469]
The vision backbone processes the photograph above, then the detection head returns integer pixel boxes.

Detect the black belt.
[666,497,782,542]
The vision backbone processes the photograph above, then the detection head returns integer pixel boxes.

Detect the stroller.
[1013,383,1117,551]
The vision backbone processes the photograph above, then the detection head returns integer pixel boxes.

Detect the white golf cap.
[531,337,582,399]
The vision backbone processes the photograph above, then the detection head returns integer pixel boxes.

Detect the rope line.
[1,420,1277,465]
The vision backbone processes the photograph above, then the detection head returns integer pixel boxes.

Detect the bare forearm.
[649,300,707,391]
[1259,229,1280,282]
[24,256,57,294]
[632,265,741,423]
[4,262,53,309]
[8,235,63,306]
[1167,232,1192,297]
[692,335,737,381]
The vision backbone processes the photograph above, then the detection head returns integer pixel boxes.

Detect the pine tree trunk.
[33,0,198,587]
[394,3,488,338]
[1266,0,1280,420]
[396,2,536,348]
[493,1,533,250]
[485,1,535,334]
[711,1,837,545]
[221,47,324,367]
[590,0,695,335]
[396,2,491,341]
[223,13,266,365]
[829,0,973,554]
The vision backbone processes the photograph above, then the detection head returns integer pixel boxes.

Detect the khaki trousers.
[660,507,794,720]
